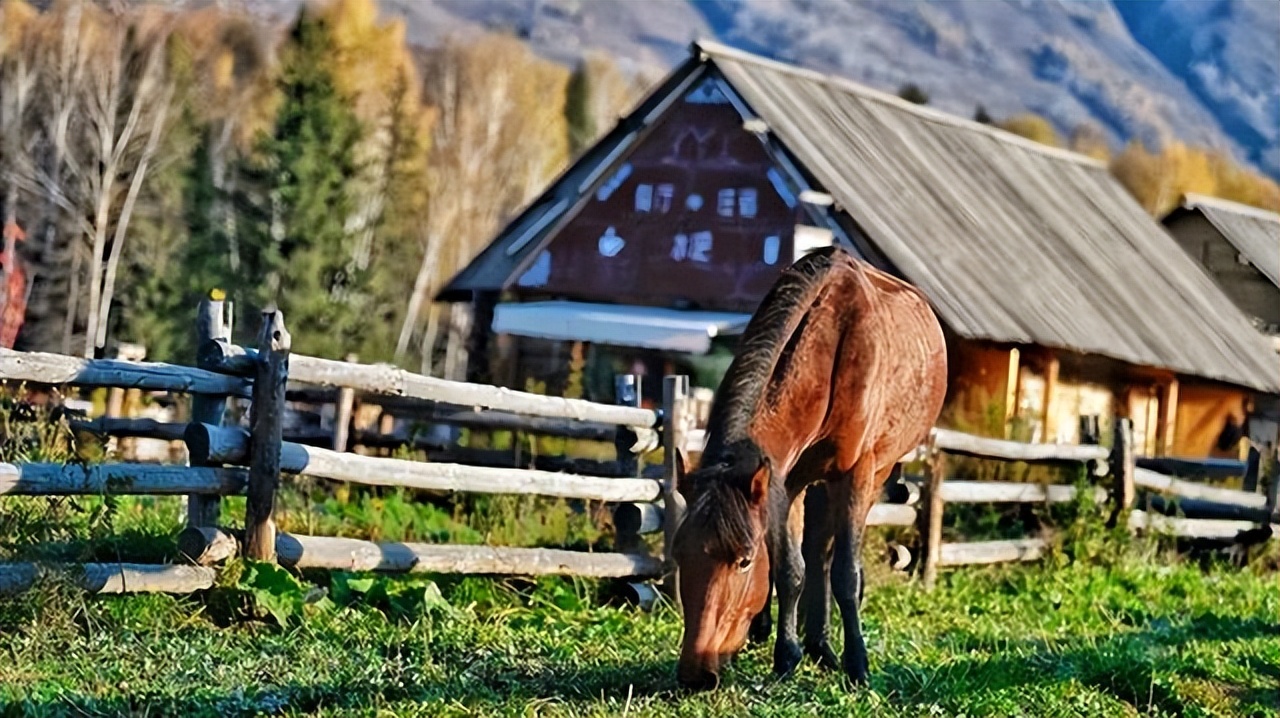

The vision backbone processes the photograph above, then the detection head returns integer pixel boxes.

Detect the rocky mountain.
[175,0,1280,178]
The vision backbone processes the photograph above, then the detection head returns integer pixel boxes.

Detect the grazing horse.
[671,246,947,689]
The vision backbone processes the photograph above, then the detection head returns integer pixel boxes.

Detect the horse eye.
[737,556,753,572]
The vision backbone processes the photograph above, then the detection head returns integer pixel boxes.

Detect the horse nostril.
[678,669,720,692]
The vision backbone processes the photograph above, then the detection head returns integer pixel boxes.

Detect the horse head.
[670,446,772,690]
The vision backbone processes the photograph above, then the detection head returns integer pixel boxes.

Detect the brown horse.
[671,246,947,689]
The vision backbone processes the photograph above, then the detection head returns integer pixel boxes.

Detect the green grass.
[0,557,1275,717]
[1,398,1276,716]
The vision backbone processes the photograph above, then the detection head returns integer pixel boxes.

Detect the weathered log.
[886,542,912,571]
[177,526,240,565]
[938,481,1108,504]
[867,503,918,526]
[0,348,249,397]
[246,309,290,562]
[0,462,245,495]
[441,410,617,442]
[918,438,945,590]
[1134,468,1267,509]
[933,428,1110,465]
[1128,510,1276,540]
[0,562,216,595]
[185,423,662,503]
[206,345,659,430]
[273,534,664,577]
[69,418,188,441]
[937,538,1047,567]
[613,501,664,536]
[189,292,236,527]
[662,375,690,603]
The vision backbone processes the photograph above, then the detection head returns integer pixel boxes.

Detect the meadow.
[0,488,1276,718]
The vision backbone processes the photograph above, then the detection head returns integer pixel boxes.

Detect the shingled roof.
[440,40,1279,392]
[1168,193,1280,289]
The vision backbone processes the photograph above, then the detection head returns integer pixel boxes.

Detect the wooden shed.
[438,40,1280,458]
[1163,193,1280,455]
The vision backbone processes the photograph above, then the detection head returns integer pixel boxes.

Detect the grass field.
[1,493,1276,718]
[1,410,1277,717]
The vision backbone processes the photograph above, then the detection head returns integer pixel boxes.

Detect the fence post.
[1265,447,1278,520]
[917,433,945,591]
[1242,445,1261,493]
[189,291,232,528]
[331,353,358,453]
[612,374,644,553]
[1107,417,1135,528]
[662,374,690,605]
[245,308,290,562]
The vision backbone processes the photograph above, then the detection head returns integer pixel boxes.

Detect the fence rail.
[1,298,1277,596]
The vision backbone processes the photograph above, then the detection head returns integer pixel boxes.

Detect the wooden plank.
[0,348,249,397]
[0,563,216,595]
[1134,468,1268,509]
[274,534,664,577]
[938,481,1107,504]
[0,462,246,495]
[933,428,1110,464]
[185,423,662,503]
[207,345,659,430]
[1159,378,1179,456]
[1128,509,1276,540]
[1041,355,1060,444]
[938,538,1047,567]
[245,310,290,562]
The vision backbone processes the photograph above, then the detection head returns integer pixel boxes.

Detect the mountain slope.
[178,0,1279,178]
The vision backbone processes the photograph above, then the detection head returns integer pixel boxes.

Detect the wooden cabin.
[1163,194,1280,455]
[438,41,1279,458]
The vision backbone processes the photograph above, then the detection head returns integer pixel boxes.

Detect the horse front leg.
[748,569,773,644]
[831,461,874,685]
[800,481,839,670]
[769,481,805,678]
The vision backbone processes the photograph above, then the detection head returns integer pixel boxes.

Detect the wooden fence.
[1,296,1277,595]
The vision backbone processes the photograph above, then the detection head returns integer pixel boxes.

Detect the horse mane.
[702,246,843,460]
[680,246,845,557]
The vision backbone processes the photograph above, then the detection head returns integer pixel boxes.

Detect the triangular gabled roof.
[439,40,1280,393]
[1165,193,1280,289]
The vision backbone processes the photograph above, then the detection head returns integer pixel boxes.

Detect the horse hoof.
[805,642,840,671]
[773,640,803,678]
[843,657,869,685]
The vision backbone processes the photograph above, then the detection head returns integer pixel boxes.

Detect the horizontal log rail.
[177,528,664,578]
[0,562,216,595]
[933,429,1110,466]
[201,342,659,430]
[938,539,1048,567]
[70,418,189,441]
[186,423,661,503]
[0,348,250,397]
[0,462,246,496]
[1134,468,1268,510]
[1128,510,1277,540]
[938,481,1108,505]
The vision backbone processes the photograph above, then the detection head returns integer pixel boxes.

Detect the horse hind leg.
[800,481,839,670]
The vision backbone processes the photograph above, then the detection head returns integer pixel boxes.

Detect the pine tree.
[239,6,365,358]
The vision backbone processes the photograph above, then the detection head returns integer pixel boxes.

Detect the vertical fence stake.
[661,375,689,606]
[189,290,231,528]
[1242,445,1261,493]
[612,375,643,554]
[917,433,945,591]
[332,354,358,453]
[1108,417,1135,529]
[1264,447,1278,521]
[245,308,290,562]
